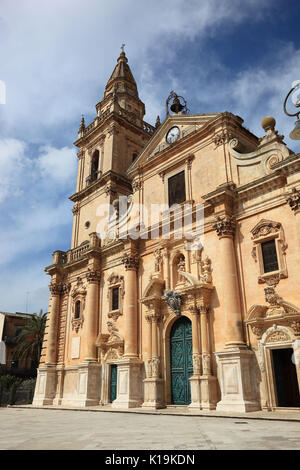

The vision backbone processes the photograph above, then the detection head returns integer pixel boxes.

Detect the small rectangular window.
[168,171,186,206]
[112,287,119,311]
[261,239,279,273]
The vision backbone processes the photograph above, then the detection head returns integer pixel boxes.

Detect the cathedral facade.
[33,51,300,412]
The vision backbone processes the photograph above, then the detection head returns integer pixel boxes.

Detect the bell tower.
[70,50,155,248]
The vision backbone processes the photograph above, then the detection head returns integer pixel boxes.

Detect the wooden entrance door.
[170,316,193,405]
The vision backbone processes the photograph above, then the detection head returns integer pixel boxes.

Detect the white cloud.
[0,0,297,314]
[37,145,77,183]
[0,138,29,202]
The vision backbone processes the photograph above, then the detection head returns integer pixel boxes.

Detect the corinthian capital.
[286,187,300,213]
[122,254,139,270]
[86,269,101,283]
[213,215,235,238]
[49,282,63,296]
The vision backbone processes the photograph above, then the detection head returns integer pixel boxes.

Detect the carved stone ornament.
[71,277,87,298]
[96,321,124,360]
[258,273,281,286]
[151,357,160,378]
[286,187,300,213]
[250,325,264,338]
[145,359,152,378]
[202,353,211,375]
[212,130,232,148]
[145,357,160,378]
[86,269,101,283]
[213,215,236,238]
[71,317,84,333]
[264,286,281,308]
[132,179,142,193]
[122,253,139,270]
[200,256,212,284]
[192,353,201,375]
[267,331,290,343]
[72,203,79,215]
[49,282,64,296]
[251,220,281,240]
[154,248,163,273]
[104,182,117,197]
[164,290,182,316]
[290,320,300,335]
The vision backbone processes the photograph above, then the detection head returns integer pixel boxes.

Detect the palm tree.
[13,309,47,369]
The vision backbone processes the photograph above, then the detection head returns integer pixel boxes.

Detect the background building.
[33,51,300,412]
[0,311,35,375]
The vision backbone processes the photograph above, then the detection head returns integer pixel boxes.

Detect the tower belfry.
[70,51,155,248]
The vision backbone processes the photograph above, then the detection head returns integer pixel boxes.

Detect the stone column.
[122,254,139,358]
[213,215,244,347]
[73,268,101,407]
[33,280,62,406]
[213,215,260,412]
[189,306,202,409]
[84,269,100,361]
[112,251,143,408]
[199,306,218,409]
[142,308,165,409]
[47,281,62,364]
[200,306,211,375]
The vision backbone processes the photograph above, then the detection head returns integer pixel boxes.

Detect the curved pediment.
[142,276,165,298]
[246,304,268,320]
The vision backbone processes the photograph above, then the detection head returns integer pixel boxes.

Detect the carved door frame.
[258,326,300,409]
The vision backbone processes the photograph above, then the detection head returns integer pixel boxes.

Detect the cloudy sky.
[0,0,300,314]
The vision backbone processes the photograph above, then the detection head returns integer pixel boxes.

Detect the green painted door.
[170,316,193,405]
[110,365,117,403]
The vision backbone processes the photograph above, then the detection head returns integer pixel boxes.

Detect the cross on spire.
[121,43,125,53]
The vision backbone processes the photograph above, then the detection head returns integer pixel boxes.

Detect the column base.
[215,347,261,413]
[32,364,57,406]
[112,358,143,409]
[142,378,165,409]
[189,375,218,410]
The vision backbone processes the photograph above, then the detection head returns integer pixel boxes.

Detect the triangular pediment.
[127,112,220,176]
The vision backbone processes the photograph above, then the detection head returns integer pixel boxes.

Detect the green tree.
[13,309,47,369]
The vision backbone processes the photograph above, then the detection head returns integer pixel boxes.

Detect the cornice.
[74,110,154,148]
[201,181,236,207]
[235,171,286,201]
[270,153,300,175]
[69,170,132,203]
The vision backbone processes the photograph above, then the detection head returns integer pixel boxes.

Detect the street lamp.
[283,81,300,140]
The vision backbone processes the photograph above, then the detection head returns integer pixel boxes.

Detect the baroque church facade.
[33,51,300,412]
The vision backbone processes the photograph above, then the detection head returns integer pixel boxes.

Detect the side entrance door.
[272,348,300,407]
[110,364,117,403]
[170,316,193,405]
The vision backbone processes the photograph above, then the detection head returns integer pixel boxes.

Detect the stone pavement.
[10,403,300,422]
[1,406,300,450]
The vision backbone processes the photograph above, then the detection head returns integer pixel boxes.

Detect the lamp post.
[283,81,300,140]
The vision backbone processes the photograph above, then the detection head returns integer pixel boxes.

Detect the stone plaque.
[119,370,128,395]
[39,375,46,394]
[79,373,87,394]
[224,364,239,394]
[71,337,80,359]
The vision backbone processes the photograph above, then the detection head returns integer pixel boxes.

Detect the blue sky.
[0,0,300,314]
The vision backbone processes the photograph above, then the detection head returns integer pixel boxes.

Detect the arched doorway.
[170,316,193,405]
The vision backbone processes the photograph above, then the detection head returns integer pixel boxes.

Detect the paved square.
[1,408,300,450]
